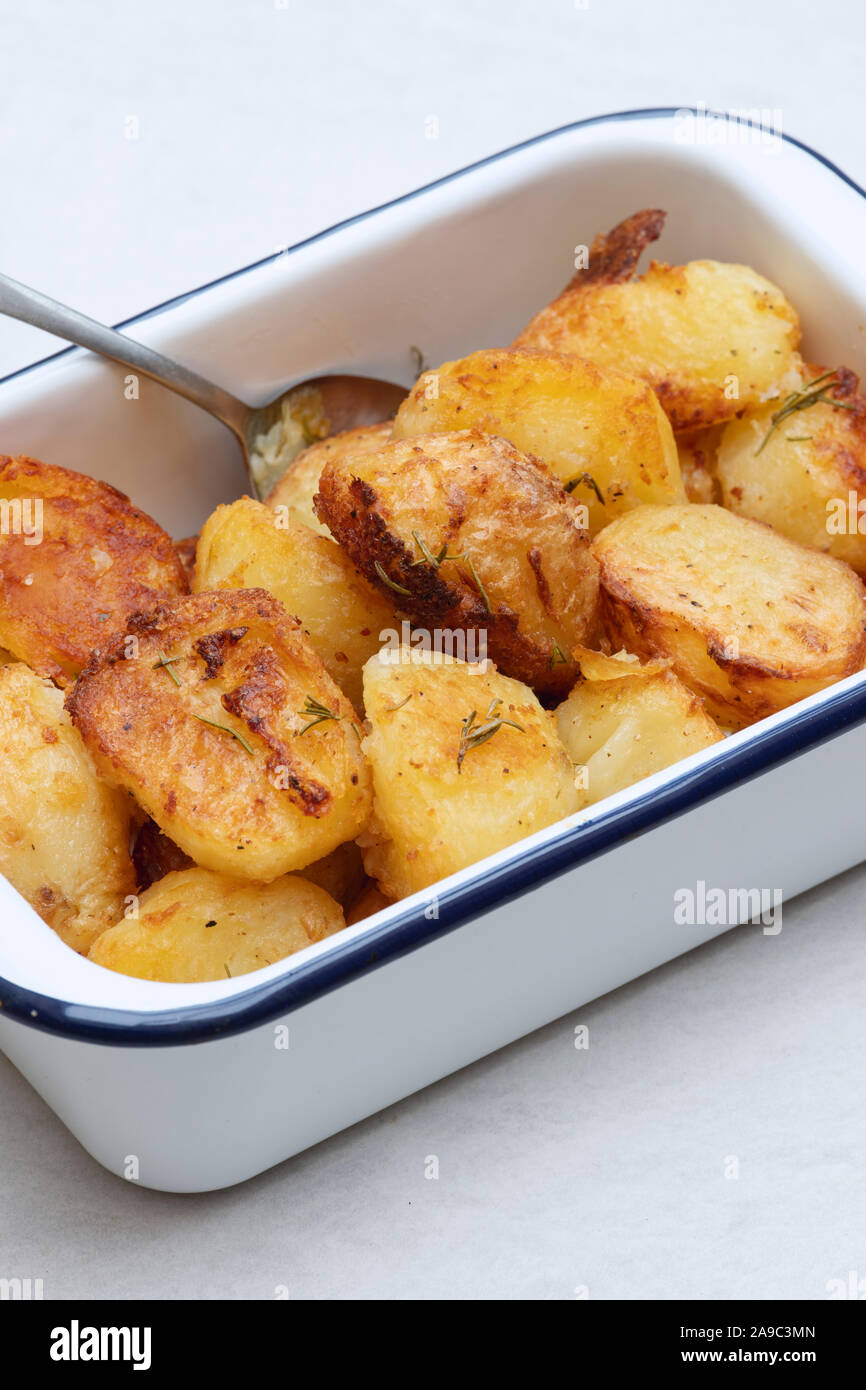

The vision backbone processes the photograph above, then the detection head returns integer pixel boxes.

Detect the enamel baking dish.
[2,108,866,1193]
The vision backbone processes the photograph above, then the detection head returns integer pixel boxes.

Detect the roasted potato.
[316,428,600,697]
[556,647,723,808]
[132,817,193,890]
[66,589,372,881]
[513,210,802,431]
[265,422,393,537]
[299,839,366,909]
[345,879,395,925]
[0,455,188,685]
[392,347,682,534]
[193,496,395,710]
[716,367,866,574]
[677,428,721,504]
[593,504,866,727]
[88,866,345,983]
[359,648,579,899]
[0,661,135,952]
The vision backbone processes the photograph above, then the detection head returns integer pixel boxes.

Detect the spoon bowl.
[0,273,408,500]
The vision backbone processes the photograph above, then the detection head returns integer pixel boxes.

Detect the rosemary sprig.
[192,713,254,755]
[153,651,181,687]
[457,698,525,772]
[410,531,492,614]
[374,560,412,596]
[756,371,856,455]
[564,472,605,506]
[297,695,339,734]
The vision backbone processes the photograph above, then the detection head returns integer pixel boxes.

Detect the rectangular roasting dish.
[2,108,866,1191]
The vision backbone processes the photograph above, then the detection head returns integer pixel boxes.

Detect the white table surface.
[1,0,865,1301]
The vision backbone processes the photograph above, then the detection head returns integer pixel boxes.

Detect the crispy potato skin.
[514,248,802,432]
[194,496,396,710]
[0,662,135,952]
[593,504,866,727]
[359,648,579,899]
[716,367,866,573]
[556,656,723,808]
[88,867,345,982]
[265,422,393,537]
[677,427,722,504]
[392,348,683,534]
[316,428,600,697]
[0,455,188,685]
[66,589,372,881]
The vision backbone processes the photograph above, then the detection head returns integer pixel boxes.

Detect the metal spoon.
[0,272,408,499]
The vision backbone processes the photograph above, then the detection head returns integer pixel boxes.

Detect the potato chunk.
[194,496,396,710]
[66,589,372,881]
[392,348,682,534]
[316,428,600,697]
[0,662,135,952]
[0,455,188,685]
[360,648,579,898]
[556,648,723,808]
[265,422,393,537]
[513,211,801,431]
[88,867,344,983]
[716,367,866,574]
[593,504,866,727]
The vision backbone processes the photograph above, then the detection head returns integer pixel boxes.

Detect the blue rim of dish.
[1,106,865,1047]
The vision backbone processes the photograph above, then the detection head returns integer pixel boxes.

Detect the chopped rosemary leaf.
[384,693,413,713]
[224,963,233,978]
[374,560,412,596]
[192,712,254,755]
[549,643,568,668]
[153,651,181,687]
[756,371,856,455]
[564,472,605,506]
[297,695,339,734]
[410,532,492,614]
[457,698,525,772]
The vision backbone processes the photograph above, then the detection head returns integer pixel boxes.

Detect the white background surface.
[1,0,865,1301]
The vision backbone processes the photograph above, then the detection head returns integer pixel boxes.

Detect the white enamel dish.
[2,108,866,1192]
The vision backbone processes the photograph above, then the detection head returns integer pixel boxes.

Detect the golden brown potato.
[345,879,394,925]
[0,455,188,685]
[66,589,372,881]
[593,504,866,727]
[316,428,600,697]
[299,840,366,909]
[265,422,393,537]
[513,211,802,431]
[556,648,723,808]
[88,866,345,983]
[0,661,135,952]
[716,367,866,574]
[194,496,396,710]
[359,648,579,899]
[392,347,683,535]
[677,428,722,504]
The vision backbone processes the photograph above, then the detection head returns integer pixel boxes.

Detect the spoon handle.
[0,272,251,442]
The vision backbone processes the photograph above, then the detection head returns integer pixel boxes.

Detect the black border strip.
[1,107,864,1047]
